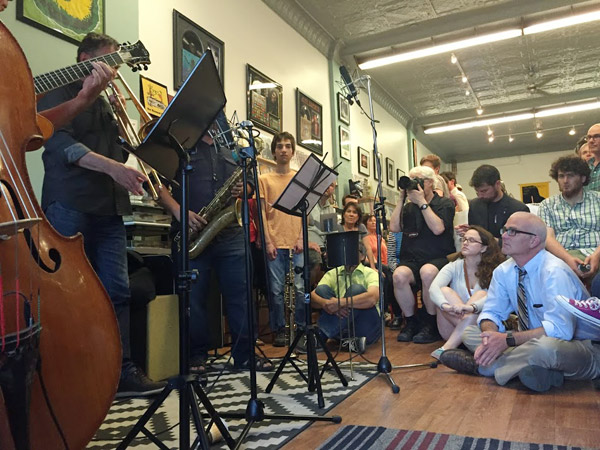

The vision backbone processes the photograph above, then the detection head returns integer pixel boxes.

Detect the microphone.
[339,65,360,106]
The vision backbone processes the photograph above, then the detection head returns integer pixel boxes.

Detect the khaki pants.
[462,325,600,385]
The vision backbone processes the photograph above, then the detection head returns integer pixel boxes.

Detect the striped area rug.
[318,425,595,450]
[87,361,373,449]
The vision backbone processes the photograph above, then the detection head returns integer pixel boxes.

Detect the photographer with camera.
[538,155,600,280]
[390,166,456,343]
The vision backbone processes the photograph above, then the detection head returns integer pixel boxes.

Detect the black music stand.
[118,50,233,450]
[264,154,348,408]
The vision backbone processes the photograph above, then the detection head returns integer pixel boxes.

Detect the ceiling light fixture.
[488,135,495,143]
[569,127,576,135]
[450,54,458,64]
[358,10,600,69]
[508,135,514,143]
[423,100,600,134]
[462,76,468,83]
[487,128,493,136]
[476,107,483,115]
[359,29,521,69]
[465,89,470,96]
[536,130,544,139]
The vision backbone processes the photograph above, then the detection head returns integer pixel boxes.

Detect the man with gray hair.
[441,212,600,392]
[390,165,455,343]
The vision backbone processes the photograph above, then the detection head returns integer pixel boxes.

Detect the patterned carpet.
[318,425,596,450]
[87,361,374,449]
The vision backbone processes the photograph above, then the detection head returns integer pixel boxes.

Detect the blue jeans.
[267,249,306,332]
[315,284,380,345]
[177,228,251,364]
[591,272,600,298]
[44,201,131,360]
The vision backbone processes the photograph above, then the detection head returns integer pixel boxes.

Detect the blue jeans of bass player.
[315,284,380,345]
[267,249,306,333]
[44,201,132,363]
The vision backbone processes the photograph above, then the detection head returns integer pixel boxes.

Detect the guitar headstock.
[119,41,151,72]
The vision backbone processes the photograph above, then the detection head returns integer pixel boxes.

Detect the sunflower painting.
[17,0,104,44]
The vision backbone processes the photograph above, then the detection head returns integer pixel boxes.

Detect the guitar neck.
[34,52,125,96]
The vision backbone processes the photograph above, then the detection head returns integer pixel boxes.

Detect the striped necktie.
[517,268,529,331]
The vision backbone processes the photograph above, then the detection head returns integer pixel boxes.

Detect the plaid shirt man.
[585,158,600,192]
[539,189,600,255]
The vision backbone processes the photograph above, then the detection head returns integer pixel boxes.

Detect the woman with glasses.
[428,225,505,360]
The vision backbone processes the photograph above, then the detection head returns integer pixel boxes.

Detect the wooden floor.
[252,328,600,449]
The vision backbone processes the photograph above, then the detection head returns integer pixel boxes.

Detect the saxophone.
[284,249,296,346]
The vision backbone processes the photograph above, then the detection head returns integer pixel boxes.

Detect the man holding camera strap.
[539,155,600,281]
[390,166,455,344]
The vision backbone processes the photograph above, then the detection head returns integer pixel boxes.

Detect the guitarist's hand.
[77,61,115,105]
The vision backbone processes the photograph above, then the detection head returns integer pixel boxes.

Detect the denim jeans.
[44,201,131,360]
[176,228,251,364]
[315,284,380,345]
[267,249,306,332]
[591,272,600,298]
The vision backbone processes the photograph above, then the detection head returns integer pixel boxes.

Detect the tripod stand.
[118,50,234,450]
[264,154,348,408]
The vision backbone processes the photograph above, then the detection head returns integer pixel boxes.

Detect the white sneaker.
[430,347,445,360]
[342,336,366,354]
[555,295,600,327]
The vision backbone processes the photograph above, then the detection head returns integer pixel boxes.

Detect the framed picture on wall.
[358,146,370,176]
[373,152,382,181]
[337,92,350,125]
[17,0,105,44]
[247,65,282,135]
[396,168,405,191]
[139,75,169,118]
[173,10,224,91]
[386,157,395,187]
[296,89,323,155]
[339,125,351,160]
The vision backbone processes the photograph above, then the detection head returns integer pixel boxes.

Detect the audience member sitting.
[390,165,455,343]
[578,142,593,163]
[385,231,405,330]
[429,226,505,360]
[538,155,600,280]
[457,164,529,240]
[336,202,367,261]
[310,262,380,354]
[585,123,600,191]
[441,212,599,392]
[363,213,387,270]
[342,193,359,207]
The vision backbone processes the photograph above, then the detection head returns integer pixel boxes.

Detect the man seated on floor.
[440,212,600,392]
[538,155,600,280]
[310,260,380,354]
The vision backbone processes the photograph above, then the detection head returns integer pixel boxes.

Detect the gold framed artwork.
[139,75,169,118]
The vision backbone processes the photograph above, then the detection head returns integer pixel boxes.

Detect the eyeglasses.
[586,134,600,141]
[500,227,536,237]
[462,237,483,244]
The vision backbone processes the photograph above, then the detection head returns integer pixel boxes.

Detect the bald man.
[441,212,600,392]
[585,123,600,191]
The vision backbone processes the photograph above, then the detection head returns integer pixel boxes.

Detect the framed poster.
[358,146,370,176]
[373,152,382,181]
[296,89,323,155]
[339,125,351,160]
[396,168,405,191]
[337,92,350,125]
[386,157,395,188]
[247,65,282,135]
[17,0,104,44]
[139,75,169,118]
[173,10,224,91]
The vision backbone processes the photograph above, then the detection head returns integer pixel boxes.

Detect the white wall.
[456,149,572,201]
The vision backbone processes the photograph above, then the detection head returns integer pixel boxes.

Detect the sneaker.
[342,336,366,354]
[413,324,441,344]
[296,333,324,354]
[555,295,600,327]
[518,365,564,392]
[397,319,419,342]
[430,347,445,360]
[389,316,403,330]
[273,330,287,347]
[116,367,167,398]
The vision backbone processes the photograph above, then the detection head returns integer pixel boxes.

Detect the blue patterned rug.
[318,425,596,450]
[87,361,374,449]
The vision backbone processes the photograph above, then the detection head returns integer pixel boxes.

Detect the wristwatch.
[419,203,429,210]
[506,330,516,347]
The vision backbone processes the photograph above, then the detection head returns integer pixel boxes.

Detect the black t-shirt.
[400,193,456,261]
[468,194,529,238]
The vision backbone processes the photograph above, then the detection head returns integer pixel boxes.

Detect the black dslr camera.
[398,176,424,191]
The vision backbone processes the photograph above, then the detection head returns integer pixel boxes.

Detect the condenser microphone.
[339,65,359,105]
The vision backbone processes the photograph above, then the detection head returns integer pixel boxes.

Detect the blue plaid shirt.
[585,158,600,192]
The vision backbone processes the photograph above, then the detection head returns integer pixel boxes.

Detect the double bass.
[0,21,135,449]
